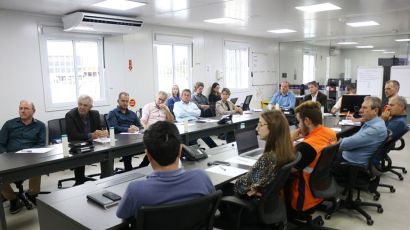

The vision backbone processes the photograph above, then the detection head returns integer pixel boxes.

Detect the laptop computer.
[235,128,263,159]
[230,97,238,105]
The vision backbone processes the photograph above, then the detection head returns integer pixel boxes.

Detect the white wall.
[0,10,279,127]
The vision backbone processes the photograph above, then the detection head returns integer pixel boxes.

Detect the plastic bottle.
[61,134,69,157]
[109,127,115,146]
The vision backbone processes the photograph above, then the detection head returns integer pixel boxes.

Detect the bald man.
[382,80,401,120]
[0,100,46,214]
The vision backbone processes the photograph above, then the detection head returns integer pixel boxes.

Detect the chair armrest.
[392,138,405,151]
[221,196,256,212]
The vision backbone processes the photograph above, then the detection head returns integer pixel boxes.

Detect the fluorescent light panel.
[267,29,297,34]
[204,17,243,24]
[93,0,146,10]
[346,21,379,27]
[383,51,395,54]
[356,45,373,48]
[337,42,358,45]
[372,49,386,52]
[395,39,410,42]
[295,3,341,12]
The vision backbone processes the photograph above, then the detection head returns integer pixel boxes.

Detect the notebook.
[235,128,263,159]
[87,190,121,209]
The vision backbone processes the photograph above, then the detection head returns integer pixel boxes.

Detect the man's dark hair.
[294,101,323,126]
[181,89,191,95]
[143,121,181,166]
[308,81,319,88]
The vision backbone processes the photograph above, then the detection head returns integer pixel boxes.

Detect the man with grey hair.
[385,96,408,139]
[332,96,387,179]
[141,91,175,129]
[66,95,108,185]
[0,100,46,213]
[270,80,296,110]
[108,92,143,171]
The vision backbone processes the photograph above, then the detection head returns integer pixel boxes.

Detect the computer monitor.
[340,95,369,113]
[327,78,339,87]
[242,95,252,111]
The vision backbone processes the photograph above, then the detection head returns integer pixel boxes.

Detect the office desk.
[37,144,250,230]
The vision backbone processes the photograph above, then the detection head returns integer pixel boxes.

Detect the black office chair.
[52,117,100,188]
[289,143,340,229]
[216,152,301,230]
[131,190,222,230]
[230,97,238,105]
[335,132,390,226]
[241,95,253,111]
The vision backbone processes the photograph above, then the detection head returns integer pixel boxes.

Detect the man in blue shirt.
[108,92,143,171]
[332,96,387,180]
[0,100,46,214]
[116,121,214,220]
[174,89,201,122]
[270,80,296,110]
[385,96,408,139]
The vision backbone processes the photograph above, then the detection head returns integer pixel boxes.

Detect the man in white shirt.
[331,84,356,114]
[173,89,201,122]
[141,91,175,129]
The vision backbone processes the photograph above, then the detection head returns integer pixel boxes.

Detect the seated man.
[141,91,175,129]
[303,81,328,113]
[270,80,296,110]
[191,82,213,117]
[384,96,408,139]
[116,121,214,219]
[332,96,387,179]
[289,101,337,213]
[0,100,46,213]
[66,95,108,185]
[108,92,143,171]
[331,83,356,114]
[174,89,217,148]
[381,80,400,120]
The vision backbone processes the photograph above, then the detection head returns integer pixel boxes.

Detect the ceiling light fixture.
[371,49,386,52]
[395,38,410,42]
[383,51,395,54]
[337,42,358,45]
[267,29,297,34]
[93,0,146,11]
[204,17,243,24]
[346,21,379,27]
[356,45,374,48]
[295,3,341,13]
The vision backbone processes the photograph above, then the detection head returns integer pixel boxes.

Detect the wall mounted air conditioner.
[62,12,143,34]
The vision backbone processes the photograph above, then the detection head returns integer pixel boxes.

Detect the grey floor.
[3,133,410,230]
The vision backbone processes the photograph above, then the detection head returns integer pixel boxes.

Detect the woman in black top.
[208,82,221,104]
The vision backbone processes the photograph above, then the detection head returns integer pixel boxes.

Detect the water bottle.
[267,103,272,110]
[109,127,115,146]
[61,134,69,157]
[275,103,280,110]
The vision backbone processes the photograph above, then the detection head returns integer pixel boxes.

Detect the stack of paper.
[206,165,248,177]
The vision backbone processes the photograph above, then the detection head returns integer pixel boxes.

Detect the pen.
[219,166,226,171]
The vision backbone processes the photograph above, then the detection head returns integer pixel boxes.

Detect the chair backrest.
[133,190,222,230]
[100,114,109,129]
[256,152,301,224]
[369,130,393,175]
[310,141,340,199]
[48,118,66,144]
[242,95,253,111]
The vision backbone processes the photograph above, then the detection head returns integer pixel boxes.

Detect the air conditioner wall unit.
[62,12,143,34]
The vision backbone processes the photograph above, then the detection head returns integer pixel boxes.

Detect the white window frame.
[153,33,193,93]
[224,40,250,92]
[303,50,316,84]
[39,27,107,111]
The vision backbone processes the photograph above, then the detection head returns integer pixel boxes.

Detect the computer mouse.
[207,162,214,166]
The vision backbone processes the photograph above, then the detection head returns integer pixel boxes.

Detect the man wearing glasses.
[108,92,143,171]
[141,91,175,129]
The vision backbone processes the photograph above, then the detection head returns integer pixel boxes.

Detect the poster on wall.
[391,66,410,102]
[356,66,384,98]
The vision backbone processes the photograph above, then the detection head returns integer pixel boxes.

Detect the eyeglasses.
[157,98,167,102]
[257,122,268,127]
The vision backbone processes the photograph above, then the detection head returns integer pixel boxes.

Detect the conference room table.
[0,111,260,230]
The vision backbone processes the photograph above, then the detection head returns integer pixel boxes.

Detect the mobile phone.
[208,161,231,166]
[102,191,121,201]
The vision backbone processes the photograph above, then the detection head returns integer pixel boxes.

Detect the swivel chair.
[131,190,222,230]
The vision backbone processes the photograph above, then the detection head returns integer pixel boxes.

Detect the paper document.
[120,131,139,135]
[331,127,342,132]
[226,156,257,166]
[206,165,248,177]
[93,137,111,143]
[243,111,253,114]
[16,147,55,154]
[200,119,219,123]
[339,120,361,126]
[253,109,263,112]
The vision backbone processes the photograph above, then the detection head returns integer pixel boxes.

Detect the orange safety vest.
[291,125,337,211]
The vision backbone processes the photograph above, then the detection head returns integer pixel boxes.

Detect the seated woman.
[166,84,180,114]
[234,110,296,196]
[215,88,243,116]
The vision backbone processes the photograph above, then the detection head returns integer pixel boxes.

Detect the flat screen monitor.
[340,95,369,113]
[327,78,339,87]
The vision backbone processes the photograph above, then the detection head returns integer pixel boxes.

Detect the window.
[303,52,315,83]
[154,34,192,92]
[40,29,106,111]
[224,41,249,89]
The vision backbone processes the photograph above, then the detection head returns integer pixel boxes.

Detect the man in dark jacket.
[66,95,108,185]
[303,81,328,112]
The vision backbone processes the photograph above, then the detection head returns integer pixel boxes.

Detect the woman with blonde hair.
[234,110,296,196]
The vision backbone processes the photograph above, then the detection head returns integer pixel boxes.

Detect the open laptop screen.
[235,128,259,154]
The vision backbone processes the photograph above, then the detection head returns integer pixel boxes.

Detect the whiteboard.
[356,66,384,98]
[391,66,410,102]
[251,51,276,86]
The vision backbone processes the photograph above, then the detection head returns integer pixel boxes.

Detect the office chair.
[380,128,409,181]
[289,143,340,229]
[131,190,222,230]
[241,95,252,111]
[335,132,390,226]
[52,117,100,188]
[216,152,301,230]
